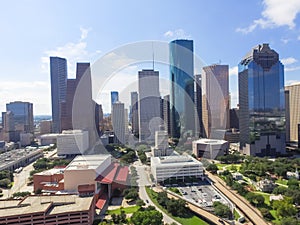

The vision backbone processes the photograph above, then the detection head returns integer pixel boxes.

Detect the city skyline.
[0,1,300,115]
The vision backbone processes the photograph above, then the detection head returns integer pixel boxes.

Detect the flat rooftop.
[0,194,94,218]
[193,138,228,145]
[0,148,43,170]
[151,155,203,167]
[35,167,65,176]
[65,154,111,171]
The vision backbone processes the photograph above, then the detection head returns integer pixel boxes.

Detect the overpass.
[206,172,269,225]
[167,191,231,225]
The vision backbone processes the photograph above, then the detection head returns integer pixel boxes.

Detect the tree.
[136,199,145,207]
[260,208,274,220]
[213,202,231,218]
[272,186,287,195]
[206,163,218,174]
[131,209,163,225]
[281,217,300,225]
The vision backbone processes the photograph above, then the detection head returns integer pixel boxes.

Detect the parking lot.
[165,180,230,210]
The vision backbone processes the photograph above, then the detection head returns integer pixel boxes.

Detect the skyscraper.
[50,57,67,133]
[195,74,203,138]
[169,39,195,138]
[239,43,285,156]
[6,101,34,133]
[285,84,300,142]
[130,91,139,136]
[111,91,119,110]
[112,102,125,144]
[163,95,171,136]
[202,65,229,138]
[138,69,160,142]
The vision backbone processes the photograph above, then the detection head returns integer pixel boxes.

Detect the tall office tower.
[163,95,171,135]
[169,39,195,138]
[202,65,229,138]
[112,102,125,144]
[111,91,119,110]
[195,74,203,138]
[239,43,285,156]
[285,84,300,142]
[6,101,34,133]
[230,108,239,129]
[130,92,139,136]
[138,69,161,142]
[95,103,101,137]
[160,97,164,121]
[71,62,97,148]
[50,57,67,133]
[60,79,76,130]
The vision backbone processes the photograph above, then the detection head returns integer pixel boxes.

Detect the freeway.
[206,172,269,225]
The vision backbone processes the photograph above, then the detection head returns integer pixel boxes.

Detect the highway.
[206,172,269,225]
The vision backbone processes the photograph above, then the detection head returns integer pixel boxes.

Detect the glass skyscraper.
[6,101,34,133]
[111,91,119,110]
[50,56,67,133]
[169,40,195,138]
[238,43,285,156]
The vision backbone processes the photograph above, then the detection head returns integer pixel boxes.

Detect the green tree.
[206,163,218,174]
[131,209,163,225]
[281,217,300,225]
[213,202,231,218]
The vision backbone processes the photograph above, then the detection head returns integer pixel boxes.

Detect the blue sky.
[0,0,300,114]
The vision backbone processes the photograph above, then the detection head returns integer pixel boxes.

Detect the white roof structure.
[65,154,111,171]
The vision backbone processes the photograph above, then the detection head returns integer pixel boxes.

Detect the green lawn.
[215,163,241,171]
[275,178,288,186]
[168,187,182,196]
[107,206,140,215]
[145,187,208,225]
[233,209,240,220]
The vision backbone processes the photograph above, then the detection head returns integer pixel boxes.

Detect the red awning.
[96,194,108,209]
[95,163,119,184]
[115,166,129,183]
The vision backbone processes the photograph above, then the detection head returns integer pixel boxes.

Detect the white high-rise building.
[138,69,161,142]
[112,102,125,144]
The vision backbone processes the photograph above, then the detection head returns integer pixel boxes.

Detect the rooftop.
[151,155,203,167]
[35,167,65,176]
[0,195,94,218]
[193,138,228,145]
[65,154,111,171]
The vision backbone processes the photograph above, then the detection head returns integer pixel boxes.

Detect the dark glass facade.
[111,91,119,109]
[169,40,195,138]
[50,57,67,133]
[239,44,285,156]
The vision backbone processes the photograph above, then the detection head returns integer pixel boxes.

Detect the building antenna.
[152,42,155,70]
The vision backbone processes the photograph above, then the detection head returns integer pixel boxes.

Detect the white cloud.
[286,80,300,86]
[80,26,91,41]
[281,57,298,65]
[298,35,300,40]
[41,27,100,77]
[163,29,191,39]
[236,0,300,33]
[281,38,290,44]
[0,81,50,115]
[229,66,238,76]
[285,66,300,72]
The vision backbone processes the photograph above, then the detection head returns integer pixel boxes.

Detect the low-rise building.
[57,130,89,156]
[232,172,243,180]
[20,133,33,146]
[286,169,299,180]
[38,133,58,146]
[151,155,204,183]
[33,167,65,193]
[0,194,95,225]
[192,138,229,159]
[257,179,276,193]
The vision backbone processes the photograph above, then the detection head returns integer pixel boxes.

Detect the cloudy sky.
[0,0,300,114]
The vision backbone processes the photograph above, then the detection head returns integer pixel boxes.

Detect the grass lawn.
[215,163,241,171]
[107,206,140,215]
[275,178,288,186]
[168,187,182,196]
[146,187,208,225]
[233,209,240,220]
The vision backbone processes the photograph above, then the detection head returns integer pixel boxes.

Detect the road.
[1,149,57,199]
[167,191,231,225]
[207,172,268,225]
[134,160,179,225]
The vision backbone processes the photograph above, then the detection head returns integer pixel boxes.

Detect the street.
[134,160,179,225]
